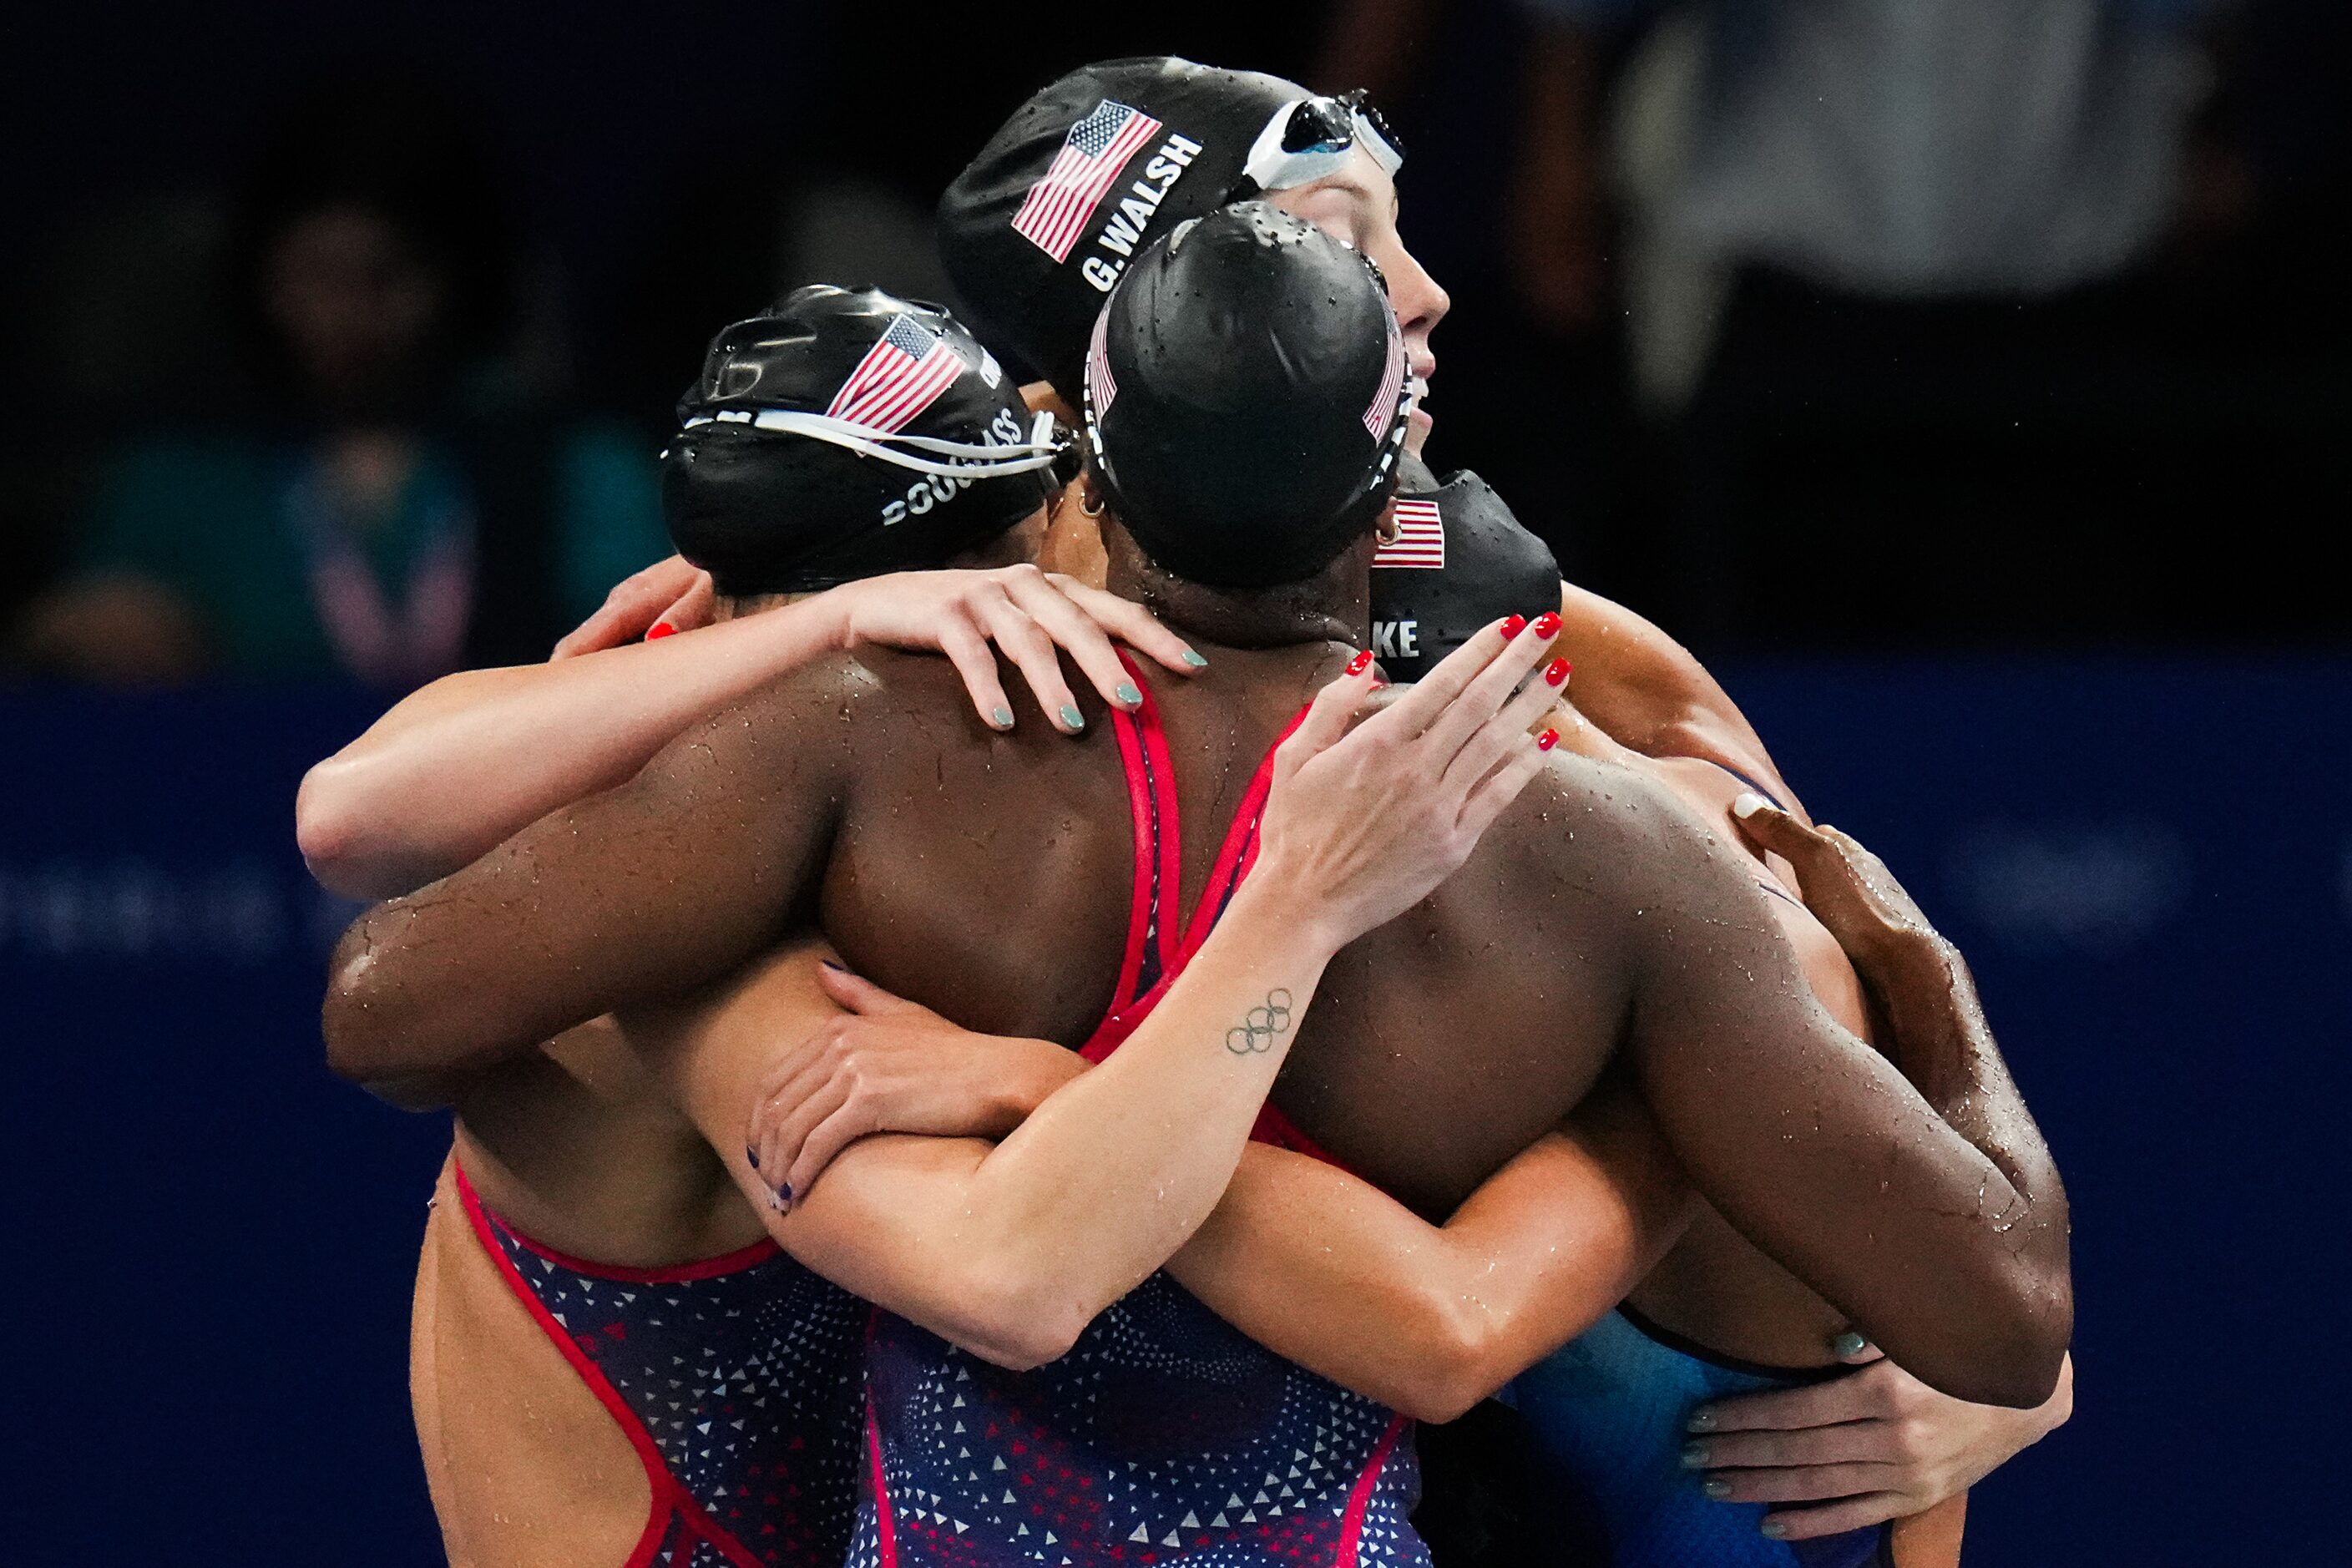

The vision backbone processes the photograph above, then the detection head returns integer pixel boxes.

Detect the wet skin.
[328,532,2069,1411]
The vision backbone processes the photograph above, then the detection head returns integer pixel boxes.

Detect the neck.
[1100,522,1372,651]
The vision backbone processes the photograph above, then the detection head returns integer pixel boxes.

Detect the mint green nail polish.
[1680,1443,1709,1470]
[992,706,1014,729]
[1760,1519,1788,1540]
[1832,1330,1870,1358]
[1115,681,1142,707]
[1181,650,1209,668]
[1686,1409,1717,1433]
[1702,1479,1733,1500]
[1060,705,1085,731]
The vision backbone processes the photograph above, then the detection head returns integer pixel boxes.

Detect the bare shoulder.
[1478,746,1776,940]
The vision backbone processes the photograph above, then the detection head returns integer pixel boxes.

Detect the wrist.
[1219,873,1349,969]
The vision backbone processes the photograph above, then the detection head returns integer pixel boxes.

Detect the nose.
[1385,247,1449,372]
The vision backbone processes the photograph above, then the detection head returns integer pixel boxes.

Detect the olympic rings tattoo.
[1227,989,1295,1055]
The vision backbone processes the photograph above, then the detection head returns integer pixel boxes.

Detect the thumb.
[1731,792,1827,869]
[1273,650,1376,783]
[815,960,933,1019]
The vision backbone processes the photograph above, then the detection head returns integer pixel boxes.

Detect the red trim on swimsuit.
[452,1161,775,1568]
[1081,656,1358,1171]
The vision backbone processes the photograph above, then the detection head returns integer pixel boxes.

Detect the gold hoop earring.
[1078,491,1105,518]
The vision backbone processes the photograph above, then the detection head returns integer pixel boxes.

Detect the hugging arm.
[1167,1075,1692,1421]
[320,673,852,1092]
[298,566,1205,900]
[1611,783,2070,1408]
[1550,580,1808,817]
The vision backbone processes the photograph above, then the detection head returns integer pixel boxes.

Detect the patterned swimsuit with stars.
[455,1163,867,1568]
[849,660,1425,1568]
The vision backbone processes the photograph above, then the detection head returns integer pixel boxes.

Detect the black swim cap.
[662,286,1060,596]
[939,58,1308,402]
[1084,203,1413,589]
[1369,458,1562,682]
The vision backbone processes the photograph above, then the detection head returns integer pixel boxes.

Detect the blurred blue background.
[3,0,2344,1562]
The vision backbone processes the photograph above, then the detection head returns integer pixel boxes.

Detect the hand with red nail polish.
[1532,611,1561,640]
[1537,728,1560,751]
[1345,650,1374,677]
[644,621,678,641]
[1500,615,1528,640]
[1545,659,1571,687]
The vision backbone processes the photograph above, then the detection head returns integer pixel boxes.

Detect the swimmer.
[324,207,2068,1565]
[928,58,2075,1559]
[304,287,1219,1567]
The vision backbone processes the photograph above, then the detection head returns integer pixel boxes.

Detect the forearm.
[1863,935,2068,1272]
[937,883,1338,1341]
[1167,1096,1691,1421]
[1550,581,1806,816]
[298,597,850,898]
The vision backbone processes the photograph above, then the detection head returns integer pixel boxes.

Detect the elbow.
[1379,1289,1525,1425]
[943,1267,1094,1373]
[296,763,396,900]
[1911,1269,2075,1410]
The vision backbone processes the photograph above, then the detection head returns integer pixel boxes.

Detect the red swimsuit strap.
[1077,663,1358,1176]
[1102,649,1185,1018]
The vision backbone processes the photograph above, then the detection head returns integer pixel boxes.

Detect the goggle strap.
[682,410,1066,481]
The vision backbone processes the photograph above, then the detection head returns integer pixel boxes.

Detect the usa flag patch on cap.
[1012,100,1162,262]
[1373,497,1444,569]
[827,315,964,434]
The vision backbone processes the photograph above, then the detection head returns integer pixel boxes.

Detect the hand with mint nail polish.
[823,564,1203,740]
[1059,705,1085,731]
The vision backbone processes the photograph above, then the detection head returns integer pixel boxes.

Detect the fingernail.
[1536,728,1560,751]
[992,706,1015,729]
[1680,1442,1709,1470]
[1059,705,1085,731]
[1702,1479,1734,1500]
[1369,679,1388,690]
[1531,611,1561,640]
[1181,649,1209,669]
[768,1186,792,1214]
[1545,658,1571,687]
[746,1145,761,1169]
[1731,792,1767,819]
[820,959,845,972]
[1760,1519,1788,1540]
[645,622,677,641]
[1115,681,1142,708]
[1345,650,1373,676]
[1832,1330,1871,1358]
[1500,615,1527,639]
[1687,1409,1717,1433]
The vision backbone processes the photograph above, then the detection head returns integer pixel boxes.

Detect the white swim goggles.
[681,407,1067,483]
[1228,90,1405,201]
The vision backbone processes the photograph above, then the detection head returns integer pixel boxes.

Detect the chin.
[1405,407,1434,457]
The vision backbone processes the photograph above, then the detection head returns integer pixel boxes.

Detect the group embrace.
[307,57,2071,1568]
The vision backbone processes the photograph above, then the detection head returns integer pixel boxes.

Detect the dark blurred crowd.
[2,0,2342,688]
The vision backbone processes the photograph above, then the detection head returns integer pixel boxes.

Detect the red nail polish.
[645,622,677,640]
[1532,612,1561,640]
[1537,727,1560,751]
[1345,650,1373,676]
[1545,658,1571,687]
[1500,615,1527,640]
